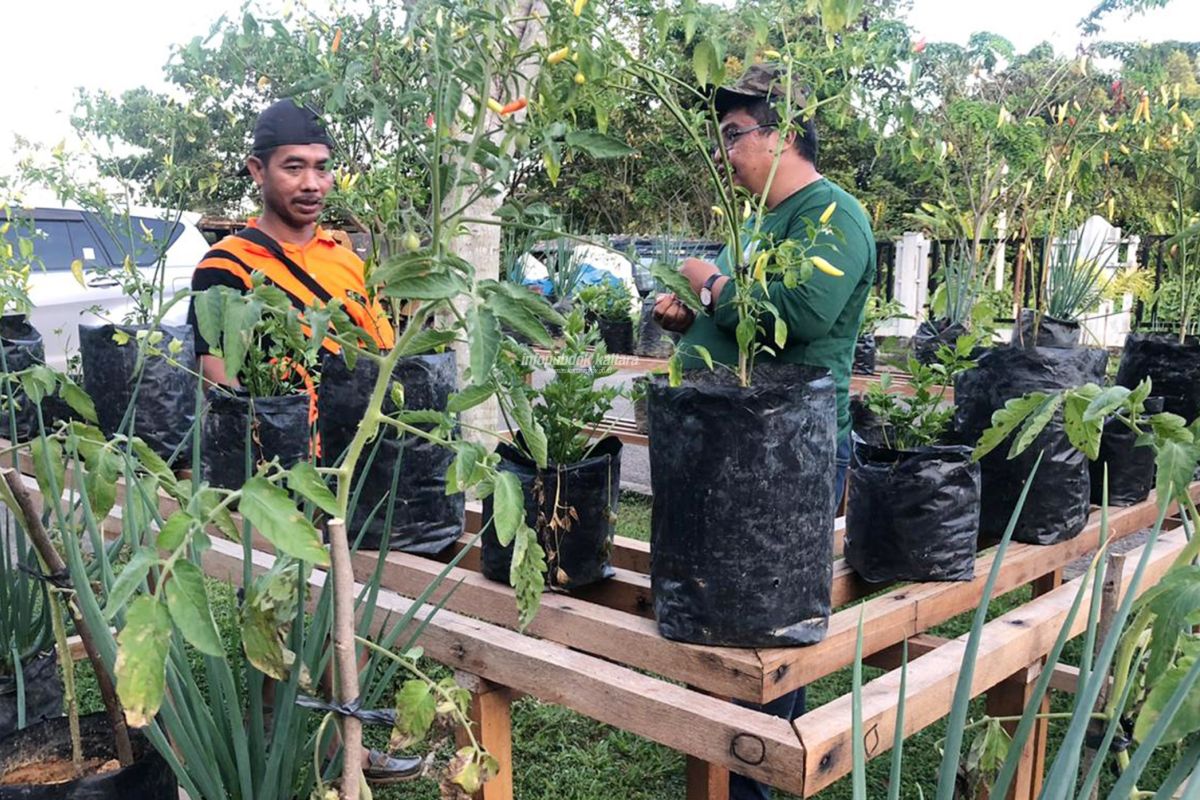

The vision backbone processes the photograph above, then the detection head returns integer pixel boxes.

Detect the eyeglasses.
[716,123,776,150]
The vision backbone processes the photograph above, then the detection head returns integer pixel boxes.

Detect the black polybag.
[1115,333,1200,423]
[79,323,196,464]
[0,712,177,799]
[954,345,1108,545]
[853,334,877,375]
[912,319,966,365]
[845,437,979,583]
[318,351,463,554]
[648,364,836,647]
[480,436,622,591]
[1089,397,1163,507]
[201,389,309,490]
[0,653,62,739]
[635,297,674,359]
[596,318,634,355]
[0,316,46,442]
[1014,310,1081,348]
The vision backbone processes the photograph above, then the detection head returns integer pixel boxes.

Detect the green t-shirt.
[679,178,876,439]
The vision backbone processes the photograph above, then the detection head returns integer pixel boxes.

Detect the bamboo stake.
[329,517,363,800]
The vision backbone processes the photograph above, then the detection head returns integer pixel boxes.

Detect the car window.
[66,221,112,268]
[28,221,75,270]
[84,213,185,267]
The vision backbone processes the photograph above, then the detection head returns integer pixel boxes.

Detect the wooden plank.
[794,523,1191,796]
[686,756,730,800]
[759,489,1195,701]
[985,663,1045,800]
[454,673,514,800]
[195,537,811,794]
[358,546,765,700]
[862,634,948,671]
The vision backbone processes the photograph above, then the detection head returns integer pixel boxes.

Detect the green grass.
[67,491,1190,798]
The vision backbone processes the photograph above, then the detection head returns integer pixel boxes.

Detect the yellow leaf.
[70,259,85,287]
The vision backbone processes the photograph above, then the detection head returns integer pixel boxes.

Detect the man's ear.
[245,156,266,186]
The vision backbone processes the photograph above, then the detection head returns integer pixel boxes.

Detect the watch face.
[700,287,712,307]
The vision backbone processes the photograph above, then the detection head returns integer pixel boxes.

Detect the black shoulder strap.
[233,227,334,304]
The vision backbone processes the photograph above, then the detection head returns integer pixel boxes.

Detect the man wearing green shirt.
[654,64,875,800]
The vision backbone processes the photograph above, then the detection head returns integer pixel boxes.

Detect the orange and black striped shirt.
[186,218,394,356]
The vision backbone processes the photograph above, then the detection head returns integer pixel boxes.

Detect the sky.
[2,0,1198,201]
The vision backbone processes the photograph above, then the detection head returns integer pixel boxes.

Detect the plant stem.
[1,469,135,766]
[328,518,363,800]
[46,587,82,774]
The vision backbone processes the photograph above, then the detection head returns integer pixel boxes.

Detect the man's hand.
[653,293,695,333]
[679,257,720,293]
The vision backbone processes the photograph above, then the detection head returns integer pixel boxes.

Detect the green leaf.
[1064,389,1104,460]
[395,409,447,426]
[31,437,64,504]
[380,273,469,301]
[165,561,224,656]
[84,449,120,520]
[774,318,788,349]
[493,471,525,547]
[1155,438,1197,504]
[447,384,494,414]
[1144,567,1200,679]
[192,286,228,356]
[239,560,300,681]
[735,316,757,355]
[1082,384,1130,422]
[510,526,546,629]
[668,353,682,387]
[693,345,714,371]
[468,308,501,383]
[973,392,1051,461]
[449,442,486,494]
[693,39,718,87]
[104,547,158,620]
[1132,639,1200,745]
[396,328,458,357]
[287,462,341,517]
[1008,393,1063,459]
[649,262,701,312]
[20,365,56,404]
[239,477,330,566]
[156,510,194,551]
[58,378,98,424]
[509,388,547,468]
[193,487,239,544]
[390,679,438,749]
[130,437,177,490]
[564,130,636,159]
[115,596,173,727]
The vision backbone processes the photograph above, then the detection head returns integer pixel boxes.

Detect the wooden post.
[984,569,1063,800]
[686,686,730,800]
[455,671,514,800]
[328,519,363,800]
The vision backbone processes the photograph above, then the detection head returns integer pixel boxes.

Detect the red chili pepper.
[499,97,528,116]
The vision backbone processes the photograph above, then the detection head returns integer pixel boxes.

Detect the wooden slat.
[794,522,1191,796]
[758,488,1196,701]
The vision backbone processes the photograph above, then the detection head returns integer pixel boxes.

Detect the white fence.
[879,216,1140,348]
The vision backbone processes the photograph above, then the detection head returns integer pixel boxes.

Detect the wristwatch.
[700,273,722,313]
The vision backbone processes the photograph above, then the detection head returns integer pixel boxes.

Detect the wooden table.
[6,440,1186,799]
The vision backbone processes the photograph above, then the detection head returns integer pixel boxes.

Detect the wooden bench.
[5,440,1185,799]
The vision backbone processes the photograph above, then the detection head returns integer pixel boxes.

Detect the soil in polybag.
[597,318,634,355]
[845,436,979,583]
[0,712,177,799]
[635,297,675,359]
[912,319,966,365]
[480,436,622,591]
[79,323,196,465]
[0,316,46,443]
[647,363,837,647]
[954,345,1108,545]
[201,389,309,490]
[853,334,876,375]
[1115,333,1200,423]
[1089,396,1163,507]
[0,653,62,739]
[1014,310,1081,348]
[318,350,463,554]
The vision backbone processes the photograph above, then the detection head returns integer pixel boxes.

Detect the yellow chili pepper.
[1119,143,1131,156]
[810,256,843,277]
[763,49,781,59]
[487,98,505,114]
[742,200,752,221]
[547,46,571,65]
[572,0,587,16]
[819,202,837,224]
[753,252,769,292]
[574,72,586,85]
[1182,111,1195,132]
[711,206,725,218]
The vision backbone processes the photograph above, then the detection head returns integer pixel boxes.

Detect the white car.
[0,206,209,369]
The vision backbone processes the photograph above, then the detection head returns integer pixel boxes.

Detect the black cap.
[239,99,334,176]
